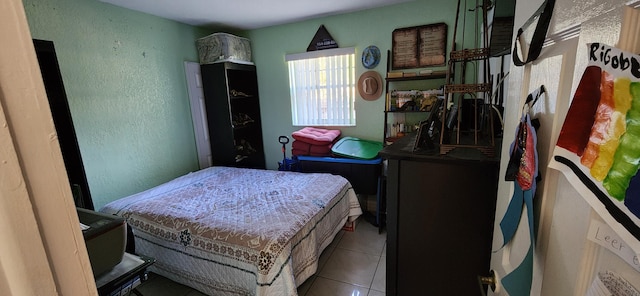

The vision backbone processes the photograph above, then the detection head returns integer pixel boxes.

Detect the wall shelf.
[383,50,446,145]
[385,72,447,81]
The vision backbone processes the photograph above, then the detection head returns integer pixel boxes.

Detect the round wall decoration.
[362,45,381,69]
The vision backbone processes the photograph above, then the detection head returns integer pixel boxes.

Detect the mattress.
[101,167,361,296]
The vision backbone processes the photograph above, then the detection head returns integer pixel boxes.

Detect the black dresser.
[379,135,499,295]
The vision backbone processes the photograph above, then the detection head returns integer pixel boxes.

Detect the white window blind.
[286,48,356,126]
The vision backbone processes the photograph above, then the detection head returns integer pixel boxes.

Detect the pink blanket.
[291,140,333,156]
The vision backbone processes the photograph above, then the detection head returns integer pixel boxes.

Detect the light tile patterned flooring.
[134,218,386,296]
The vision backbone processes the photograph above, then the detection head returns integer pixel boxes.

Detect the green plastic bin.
[331,137,383,160]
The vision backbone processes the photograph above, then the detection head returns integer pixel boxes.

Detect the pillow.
[291,127,341,145]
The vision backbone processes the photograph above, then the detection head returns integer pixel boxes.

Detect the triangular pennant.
[307,25,338,51]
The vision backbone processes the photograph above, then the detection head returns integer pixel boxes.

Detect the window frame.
[285,47,356,126]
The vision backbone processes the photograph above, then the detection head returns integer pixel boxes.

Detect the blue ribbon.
[499,180,536,296]
[499,111,539,296]
[500,180,536,248]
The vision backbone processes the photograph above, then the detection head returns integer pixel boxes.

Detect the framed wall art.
[392,23,447,69]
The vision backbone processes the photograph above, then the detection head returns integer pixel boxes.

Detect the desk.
[297,156,382,195]
[95,253,155,296]
[297,155,384,230]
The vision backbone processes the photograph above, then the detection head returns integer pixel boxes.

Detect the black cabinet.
[201,62,265,169]
[380,136,498,295]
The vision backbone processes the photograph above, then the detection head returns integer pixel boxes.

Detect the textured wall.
[248,0,484,170]
[23,0,210,209]
[21,0,495,205]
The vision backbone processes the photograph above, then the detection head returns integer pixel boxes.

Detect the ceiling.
[100,0,414,30]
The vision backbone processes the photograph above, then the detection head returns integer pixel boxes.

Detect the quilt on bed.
[101,166,361,296]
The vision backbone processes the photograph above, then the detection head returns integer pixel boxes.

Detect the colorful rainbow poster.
[550,43,640,254]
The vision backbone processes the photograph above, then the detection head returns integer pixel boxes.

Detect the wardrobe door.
[34,39,94,210]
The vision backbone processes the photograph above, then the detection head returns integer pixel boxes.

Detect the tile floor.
[134,218,386,296]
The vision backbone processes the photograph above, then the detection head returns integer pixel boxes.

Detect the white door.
[184,61,212,169]
[489,0,640,295]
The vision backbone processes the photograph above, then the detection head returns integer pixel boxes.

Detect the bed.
[100,166,361,296]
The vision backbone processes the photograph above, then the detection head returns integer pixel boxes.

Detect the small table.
[296,155,385,232]
[95,253,155,296]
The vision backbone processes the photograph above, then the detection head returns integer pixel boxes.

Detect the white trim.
[184,61,212,169]
[627,0,640,9]
[573,211,602,296]
[285,47,355,61]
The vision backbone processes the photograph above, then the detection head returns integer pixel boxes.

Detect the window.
[286,48,356,126]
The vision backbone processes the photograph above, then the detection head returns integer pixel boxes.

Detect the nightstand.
[95,253,155,296]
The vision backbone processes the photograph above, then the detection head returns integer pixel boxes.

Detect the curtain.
[286,48,355,126]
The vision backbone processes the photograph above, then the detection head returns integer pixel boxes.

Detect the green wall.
[248,0,470,169]
[23,0,209,209]
[22,0,506,207]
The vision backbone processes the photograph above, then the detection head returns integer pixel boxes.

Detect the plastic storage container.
[196,33,252,64]
[331,137,383,160]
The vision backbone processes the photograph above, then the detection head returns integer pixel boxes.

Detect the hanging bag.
[505,86,545,190]
[516,114,538,190]
[505,121,526,181]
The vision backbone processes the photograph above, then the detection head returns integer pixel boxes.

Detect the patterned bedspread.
[101,167,361,296]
